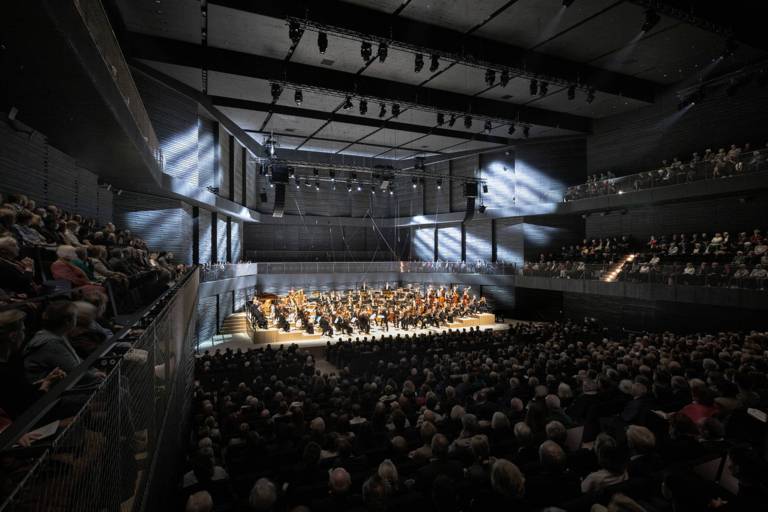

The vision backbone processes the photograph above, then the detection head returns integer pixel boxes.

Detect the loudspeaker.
[272,184,286,217]
[463,197,476,223]
[271,165,291,184]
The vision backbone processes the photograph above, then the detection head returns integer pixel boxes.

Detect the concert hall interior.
[2,1,768,511]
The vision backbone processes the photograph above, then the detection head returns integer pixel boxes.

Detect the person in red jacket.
[50,245,105,295]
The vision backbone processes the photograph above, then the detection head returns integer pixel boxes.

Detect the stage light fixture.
[464,115,472,129]
[296,181,301,189]
[567,84,576,100]
[329,170,336,182]
[482,183,488,194]
[523,125,530,138]
[529,79,538,96]
[313,168,319,176]
[508,123,516,135]
[448,114,457,127]
[347,182,352,192]
[641,9,660,33]
[484,120,492,133]
[359,98,368,115]
[288,21,303,45]
[343,96,353,110]
[389,188,394,195]
[317,32,328,54]
[485,69,496,87]
[562,0,576,7]
[391,104,400,118]
[357,183,362,191]
[436,179,442,190]
[377,42,388,62]
[294,89,303,106]
[371,186,376,194]
[478,204,486,213]
[414,53,424,73]
[586,87,596,103]
[361,41,372,61]
[539,81,549,96]
[270,83,283,101]
[287,168,294,178]
[429,54,440,72]
[412,177,418,189]
[378,103,387,118]
[437,112,445,126]
[499,70,510,87]
[315,181,320,190]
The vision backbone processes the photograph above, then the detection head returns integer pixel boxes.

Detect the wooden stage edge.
[249,313,502,346]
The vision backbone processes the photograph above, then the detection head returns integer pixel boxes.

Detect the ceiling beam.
[210,96,514,145]
[124,32,591,133]
[211,0,657,103]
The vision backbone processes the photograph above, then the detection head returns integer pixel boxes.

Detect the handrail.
[0,267,198,453]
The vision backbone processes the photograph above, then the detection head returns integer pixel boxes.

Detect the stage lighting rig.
[499,69,510,87]
[507,123,516,135]
[523,125,530,138]
[464,115,472,129]
[485,69,496,87]
[539,81,549,96]
[562,0,576,7]
[529,79,538,96]
[412,177,418,189]
[317,32,328,54]
[484,120,492,134]
[429,54,440,72]
[270,83,283,102]
[414,53,424,73]
[359,99,368,115]
[436,179,442,190]
[294,89,303,106]
[288,21,303,45]
[377,42,388,62]
[379,103,387,118]
[437,112,445,126]
[586,87,596,103]
[448,114,457,127]
[567,84,576,100]
[391,104,400,118]
[361,41,372,61]
[342,96,353,110]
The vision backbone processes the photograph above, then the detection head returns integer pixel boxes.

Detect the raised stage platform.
[249,312,500,345]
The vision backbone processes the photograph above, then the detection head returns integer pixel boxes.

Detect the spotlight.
[294,89,303,106]
[296,181,301,189]
[562,0,576,7]
[484,120,492,134]
[329,170,336,182]
[641,9,660,33]
[507,123,516,135]
[288,21,304,45]
[437,112,445,126]
[343,96,353,110]
[379,103,387,118]
[377,42,388,62]
[359,98,368,115]
[313,168,319,176]
[586,87,596,103]
[347,182,352,192]
[361,41,372,61]
[429,54,439,72]
[270,83,283,102]
[523,125,530,138]
[448,114,457,127]
[529,79,538,96]
[436,179,442,190]
[567,84,576,100]
[482,183,488,193]
[357,183,362,191]
[485,69,496,87]
[288,168,294,178]
[315,181,320,190]
[539,81,548,96]
[464,115,472,129]
[412,177,417,189]
[304,179,311,187]
[499,69,510,87]
[414,53,424,73]
[478,204,487,213]
[389,188,394,196]
[391,104,400,118]
[317,32,328,54]
[371,185,376,194]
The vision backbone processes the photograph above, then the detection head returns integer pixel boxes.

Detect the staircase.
[219,312,251,335]
[601,253,637,282]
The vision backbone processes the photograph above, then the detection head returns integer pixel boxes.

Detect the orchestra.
[246,285,489,337]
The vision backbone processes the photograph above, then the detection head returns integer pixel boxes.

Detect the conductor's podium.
[447,313,496,329]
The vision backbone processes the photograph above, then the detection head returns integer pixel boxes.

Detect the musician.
[250,301,268,329]
[319,314,333,336]
[276,307,290,332]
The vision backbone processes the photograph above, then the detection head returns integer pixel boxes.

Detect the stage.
[198,312,509,351]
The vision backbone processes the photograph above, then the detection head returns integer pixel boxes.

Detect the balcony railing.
[564,149,768,201]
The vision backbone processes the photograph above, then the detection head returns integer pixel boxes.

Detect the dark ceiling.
[109,0,766,162]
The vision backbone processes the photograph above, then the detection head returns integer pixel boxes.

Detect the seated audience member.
[248,478,278,512]
[525,440,580,506]
[581,434,628,494]
[13,209,48,246]
[314,468,360,512]
[679,379,718,424]
[67,301,108,358]
[626,426,663,478]
[185,491,213,512]
[0,208,17,239]
[470,458,528,511]
[22,301,103,386]
[51,245,105,294]
[87,245,127,285]
[0,236,39,296]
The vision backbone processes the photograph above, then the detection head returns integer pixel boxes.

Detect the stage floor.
[198,319,510,352]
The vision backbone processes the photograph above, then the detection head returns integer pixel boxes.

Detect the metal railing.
[564,149,768,201]
[0,268,200,512]
[200,261,519,280]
